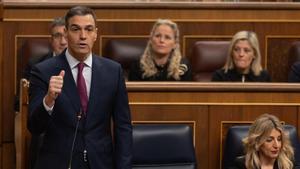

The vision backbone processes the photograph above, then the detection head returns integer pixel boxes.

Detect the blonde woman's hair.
[243,114,294,169]
[224,31,263,76]
[140,19,188,80]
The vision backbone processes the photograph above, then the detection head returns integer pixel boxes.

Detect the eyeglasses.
[52,32,65,39]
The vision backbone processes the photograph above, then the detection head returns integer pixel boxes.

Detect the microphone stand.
[68,111,82,169]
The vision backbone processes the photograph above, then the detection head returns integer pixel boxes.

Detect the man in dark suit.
[28,6,132,169]
[23,16,68,79]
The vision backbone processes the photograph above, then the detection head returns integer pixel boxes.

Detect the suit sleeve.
[28,65,53,135]
[112,65,133,169]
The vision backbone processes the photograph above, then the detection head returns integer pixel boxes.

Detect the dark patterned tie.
[77,62,88,115]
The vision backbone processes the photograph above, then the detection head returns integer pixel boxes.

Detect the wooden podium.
[14,81,300,169]
[127,82,300,169]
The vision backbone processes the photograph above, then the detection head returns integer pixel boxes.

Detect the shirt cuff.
[43,96,54,115]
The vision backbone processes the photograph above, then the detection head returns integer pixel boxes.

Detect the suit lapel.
[85,55,104,123]
[56,54,81,114]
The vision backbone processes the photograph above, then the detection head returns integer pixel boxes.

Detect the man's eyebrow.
[85,25,95,28]
[52,32,64,36]
[69,24,95,28]
[70,24,80,27]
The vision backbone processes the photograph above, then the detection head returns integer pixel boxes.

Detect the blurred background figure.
[128,19,192,81]
[230,114,295,169]
[23,16,67,79]
[212,31,271,82]
[288,61,300,82]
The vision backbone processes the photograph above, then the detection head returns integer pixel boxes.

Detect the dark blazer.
[28,51,132,169]
[211,68,271,82]
[229,156,279,169]
[128,58,192,81]
[23,51,53,80]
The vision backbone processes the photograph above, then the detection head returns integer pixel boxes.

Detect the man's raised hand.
[45,70,65,107]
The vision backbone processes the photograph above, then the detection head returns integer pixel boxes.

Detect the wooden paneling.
[0,146,2,169]
[3,143,14,169]
[127,82,300,169]
[11,81,300,169]
[0,2,2,21]
[0,2,3,169]
[2,21,49,144]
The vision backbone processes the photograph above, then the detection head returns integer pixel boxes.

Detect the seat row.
[19,38,300,82]
[105,39,300,82]
[135,123,300,169]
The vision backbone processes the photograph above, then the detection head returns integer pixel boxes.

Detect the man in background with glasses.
[23,17,68,79]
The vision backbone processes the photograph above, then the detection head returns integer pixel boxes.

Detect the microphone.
[67,111,82,169]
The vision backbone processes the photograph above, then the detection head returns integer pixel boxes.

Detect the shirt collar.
[65,48,92,69]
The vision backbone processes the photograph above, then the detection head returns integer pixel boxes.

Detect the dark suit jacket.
[128,58,192,81]
[229,156,279,169]
[28,51,132,169]
[23,51,53,80]
[211,68,271,82]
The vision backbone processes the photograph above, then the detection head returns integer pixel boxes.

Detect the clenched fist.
[44,70,65,107]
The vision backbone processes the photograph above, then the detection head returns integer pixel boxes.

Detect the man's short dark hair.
[49,17,65,34]
[65,6,97,29]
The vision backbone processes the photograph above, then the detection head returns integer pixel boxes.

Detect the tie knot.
[77,62,85,73]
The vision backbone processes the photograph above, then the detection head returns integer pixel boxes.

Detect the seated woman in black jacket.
[212,31,271,82]
[231,114,294,169]
[128,19,192,81]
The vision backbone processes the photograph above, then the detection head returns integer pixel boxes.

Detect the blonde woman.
[231,114,295,169]
[128,19,192,81]
[212,31,271,82]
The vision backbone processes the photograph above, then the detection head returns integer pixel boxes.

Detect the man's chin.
[76,49,90,55]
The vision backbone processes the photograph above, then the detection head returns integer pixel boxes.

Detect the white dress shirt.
[43,49,92,114]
